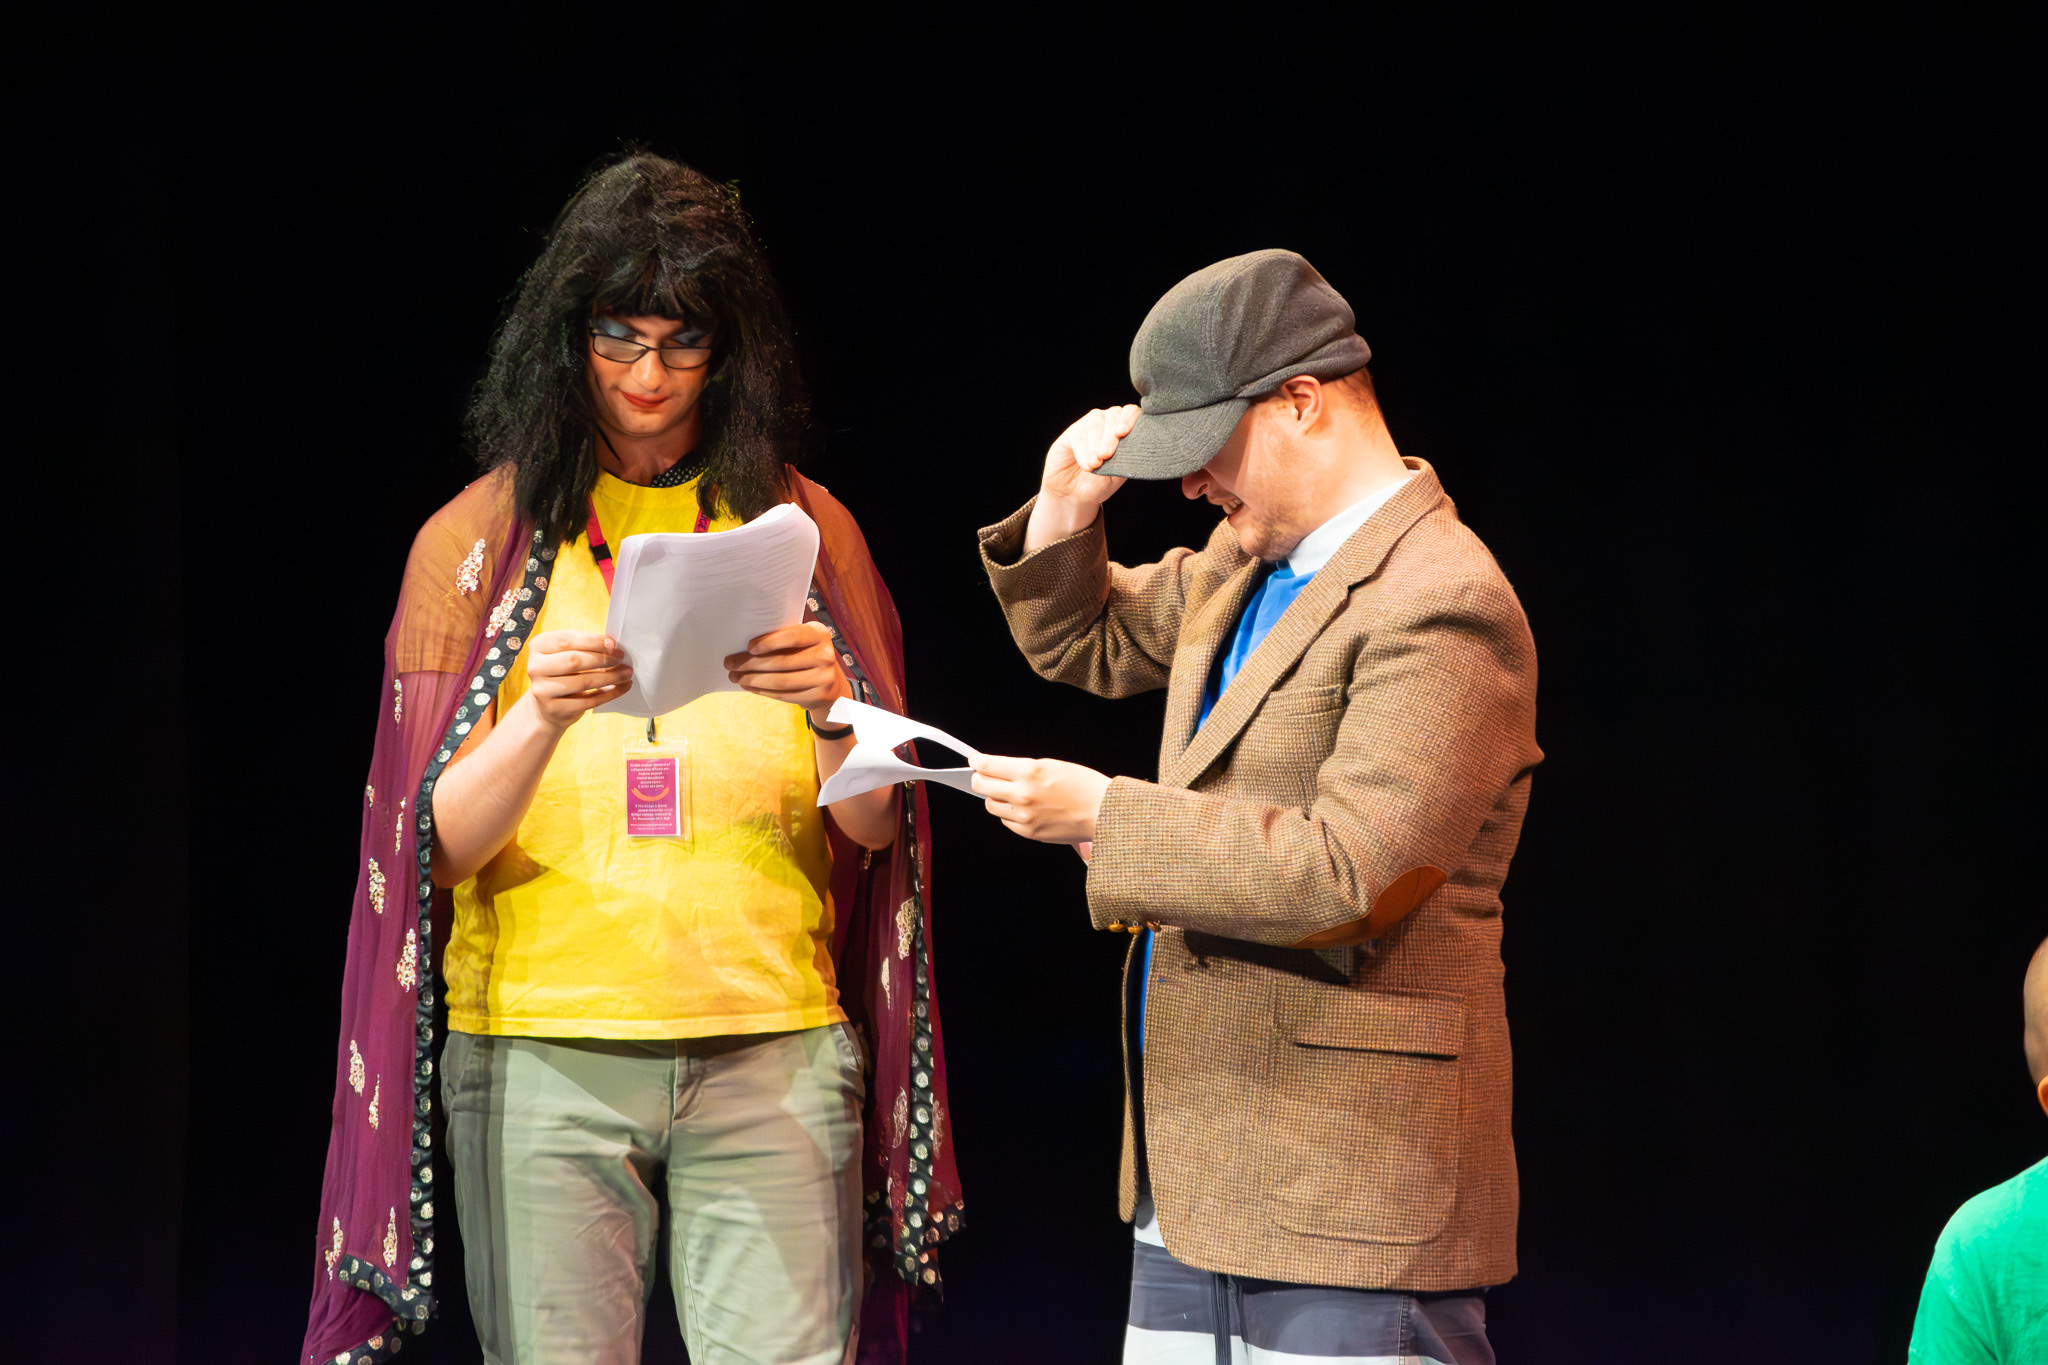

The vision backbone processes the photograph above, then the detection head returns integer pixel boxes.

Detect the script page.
[814,698,982,804]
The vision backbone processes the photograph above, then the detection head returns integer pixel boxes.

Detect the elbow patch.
[1289,864,1448,948]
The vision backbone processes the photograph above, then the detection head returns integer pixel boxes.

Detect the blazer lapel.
[1161,555,1263,780]
[1166,460,1448,791]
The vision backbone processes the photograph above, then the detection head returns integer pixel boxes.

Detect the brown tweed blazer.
[978,458,1540,1291]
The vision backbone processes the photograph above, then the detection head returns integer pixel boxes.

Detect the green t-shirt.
[1909,1154,2048,1363]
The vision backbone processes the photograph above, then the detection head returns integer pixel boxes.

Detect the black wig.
[468,153,809,544]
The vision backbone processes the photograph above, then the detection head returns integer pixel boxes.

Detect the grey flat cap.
[1098,249,1371,480]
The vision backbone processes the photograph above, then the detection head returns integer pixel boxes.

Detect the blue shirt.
[1140,560,1317,1050]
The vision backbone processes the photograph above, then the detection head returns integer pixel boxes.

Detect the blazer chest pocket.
[1268,985,1464,1246]
[1256,681,1344,720]
[1243,684,1346,783]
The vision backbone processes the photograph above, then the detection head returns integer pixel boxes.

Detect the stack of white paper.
[594,502,821,719]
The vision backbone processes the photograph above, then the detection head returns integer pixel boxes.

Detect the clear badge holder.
[623,717,691,845]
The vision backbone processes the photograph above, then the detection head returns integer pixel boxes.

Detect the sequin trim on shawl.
[808,588,965,1291]
[321,531,555,1365]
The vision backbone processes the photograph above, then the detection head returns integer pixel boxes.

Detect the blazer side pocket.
[1268,984,1465,1246]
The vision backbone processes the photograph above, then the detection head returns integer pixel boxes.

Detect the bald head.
[2027,938,2048,1089]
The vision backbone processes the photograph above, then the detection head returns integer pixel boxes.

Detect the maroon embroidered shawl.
[300,467,962,1365]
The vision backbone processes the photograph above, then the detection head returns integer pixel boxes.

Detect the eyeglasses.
[587,327,714,371]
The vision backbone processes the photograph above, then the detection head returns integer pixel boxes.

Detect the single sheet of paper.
[814,698,982,806]
[594,503,821,719]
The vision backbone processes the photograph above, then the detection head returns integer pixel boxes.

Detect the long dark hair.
[468,153,809,543]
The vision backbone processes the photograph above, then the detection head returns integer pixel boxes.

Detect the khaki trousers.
[443,1025,865,1365]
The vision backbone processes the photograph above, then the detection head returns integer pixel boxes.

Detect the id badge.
[624,733,691,843]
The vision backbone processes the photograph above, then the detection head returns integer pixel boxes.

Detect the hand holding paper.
[812,698,1109,846]
[968,752,1112,845]
[724,621,854,715]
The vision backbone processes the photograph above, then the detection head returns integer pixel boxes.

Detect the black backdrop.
[31,9,2039,1363]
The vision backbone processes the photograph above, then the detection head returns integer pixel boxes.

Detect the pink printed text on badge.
[625,755,682,838]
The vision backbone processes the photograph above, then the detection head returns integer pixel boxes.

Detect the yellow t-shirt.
[445,470,841,1038]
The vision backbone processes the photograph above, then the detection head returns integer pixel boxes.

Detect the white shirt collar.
[1281,472,1416,576]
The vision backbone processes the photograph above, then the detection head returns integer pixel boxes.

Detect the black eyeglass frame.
[586,327,716,371]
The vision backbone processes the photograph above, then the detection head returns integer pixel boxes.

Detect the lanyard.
[585,487,716,593]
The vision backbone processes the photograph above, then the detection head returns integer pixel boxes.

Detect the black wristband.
[806,711,855,741]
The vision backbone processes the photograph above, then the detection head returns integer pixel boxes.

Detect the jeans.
[442,1024,865,1365]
